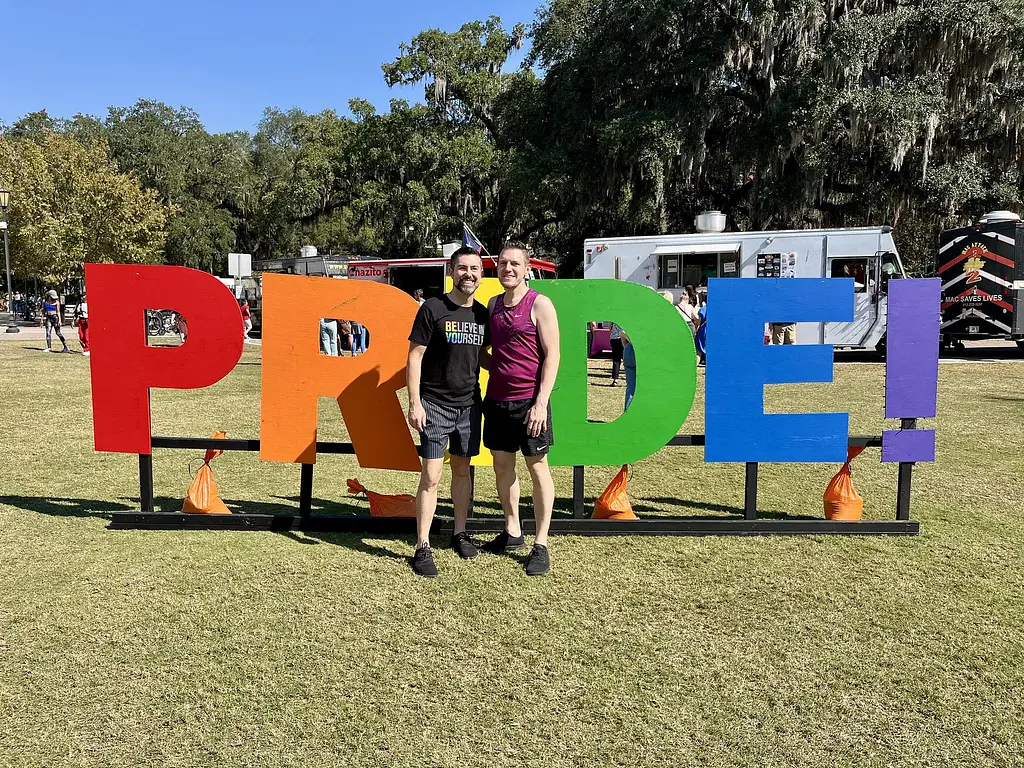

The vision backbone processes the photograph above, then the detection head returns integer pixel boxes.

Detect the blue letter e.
[705,278,853,463]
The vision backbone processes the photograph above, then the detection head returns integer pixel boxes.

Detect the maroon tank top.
[487,289,543,402]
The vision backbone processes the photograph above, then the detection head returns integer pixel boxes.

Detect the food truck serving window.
[830,258,871,293]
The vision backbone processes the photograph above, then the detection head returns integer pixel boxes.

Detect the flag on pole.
[462,223,488,255]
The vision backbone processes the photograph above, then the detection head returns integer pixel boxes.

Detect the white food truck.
[583,213,907,351]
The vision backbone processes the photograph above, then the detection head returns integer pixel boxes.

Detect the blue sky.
[4,0,539,134]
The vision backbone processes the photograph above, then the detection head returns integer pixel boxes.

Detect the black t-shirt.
[409,295,490,407]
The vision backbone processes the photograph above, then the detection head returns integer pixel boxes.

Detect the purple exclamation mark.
[882,278,941,462]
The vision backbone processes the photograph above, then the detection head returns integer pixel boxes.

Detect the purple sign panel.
[884,278,940,419]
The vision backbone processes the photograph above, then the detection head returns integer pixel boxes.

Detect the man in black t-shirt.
[406,247,490,577]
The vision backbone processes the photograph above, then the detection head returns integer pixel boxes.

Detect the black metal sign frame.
[112,431,920,536]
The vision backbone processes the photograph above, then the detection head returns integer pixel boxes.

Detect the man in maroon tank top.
[480,241,561,575]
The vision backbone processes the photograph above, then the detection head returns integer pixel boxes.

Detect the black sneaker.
[412,545,438,577]
[451,531,479,560]
[481,529,526,554]
[525,544,550,576]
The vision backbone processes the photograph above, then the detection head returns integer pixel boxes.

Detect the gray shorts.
[419,399,482,460]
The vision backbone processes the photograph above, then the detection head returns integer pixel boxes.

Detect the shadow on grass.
[0,495,132,519]
[158,494,412,561]
[0,493,815,525]
[285,531,412,561]
[467,497,577,518]
[634,496,815,520]
[150,495,369,517]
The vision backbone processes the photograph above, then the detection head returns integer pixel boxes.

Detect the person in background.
[677,285,701,338]
[609,321,624,386]
[337,319,352,355]
[770,322,797,345]
[319,318,338,356]
[73,292,90,356]
[240,299,253,340]
[40,290,70,353]
[771,254,798,345]
[350,320,365,356]
[413,289,425,307]
[623,330,636,412]
[695,288,708,365]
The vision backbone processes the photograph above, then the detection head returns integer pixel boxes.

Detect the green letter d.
[532,280,696,466]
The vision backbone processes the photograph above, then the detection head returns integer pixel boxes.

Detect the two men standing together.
[406,242,560,577]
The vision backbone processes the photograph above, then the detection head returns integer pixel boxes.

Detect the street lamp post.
[0,189,17,334]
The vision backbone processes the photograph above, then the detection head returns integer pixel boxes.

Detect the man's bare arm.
[534,295,560,403]
[407,342,428,431]
[528,295,560,436]
[479,295,496,370]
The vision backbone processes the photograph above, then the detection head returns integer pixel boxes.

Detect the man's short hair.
[499,240,529,259]
[450,246,482,269]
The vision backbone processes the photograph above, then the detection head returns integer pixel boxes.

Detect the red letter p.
[86,264,244,454]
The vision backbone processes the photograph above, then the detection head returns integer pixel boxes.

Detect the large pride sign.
[84,265,940,470]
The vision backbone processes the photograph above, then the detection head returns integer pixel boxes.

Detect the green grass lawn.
[1,340,1022,767]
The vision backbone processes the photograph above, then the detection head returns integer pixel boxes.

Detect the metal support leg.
[744,462,758,520]
[138,454,154,514]
[895,418,916,521]
[468,465,475,517]
[300,463,314,517]
[573,466,585,519]
[896,463,913,521]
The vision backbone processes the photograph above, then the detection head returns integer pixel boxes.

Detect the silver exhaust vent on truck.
[978,210,1021,224]
[694,211,727,233]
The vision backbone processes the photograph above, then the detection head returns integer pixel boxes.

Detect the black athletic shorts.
[482,397,554,457]
[418,399,481,460]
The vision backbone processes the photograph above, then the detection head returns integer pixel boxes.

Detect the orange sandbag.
[592,465,638,520]
[182,431,230,514]
[823,446,867,521]
[347,478,416,518]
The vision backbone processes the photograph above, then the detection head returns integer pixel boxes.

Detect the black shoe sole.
[413,567,438,578]
[526,565,550,576]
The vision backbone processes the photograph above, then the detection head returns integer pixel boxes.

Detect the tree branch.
[510,214,565,241]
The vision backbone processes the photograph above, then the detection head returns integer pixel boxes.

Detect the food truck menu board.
[757,252,797,278]
[757,253,781,278]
